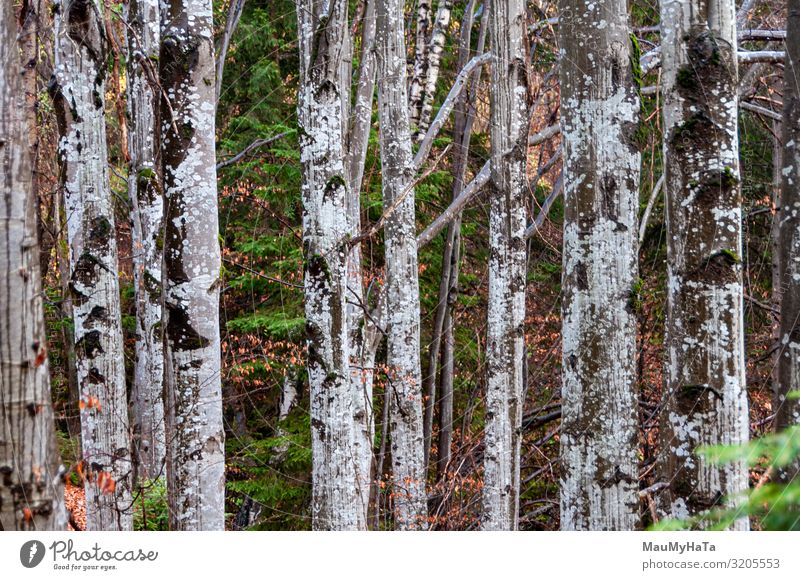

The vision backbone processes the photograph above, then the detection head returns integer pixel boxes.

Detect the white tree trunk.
[52,0,132,531]
[659,0,749,529]
[297,0,366,531]
[0,2,67,531]
[558,0,642,531]
[346,0,379,525]
[416,0,453,139]
[160,0,225,530]
[775,0,800,471]
[408,0,432,130]
[482,0,528,531]
[126,0,165,483]
[376,0,429,530]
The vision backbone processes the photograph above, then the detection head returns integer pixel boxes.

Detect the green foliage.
[226,412,312,530]
[651,422,800,531]
[133,479,170,531]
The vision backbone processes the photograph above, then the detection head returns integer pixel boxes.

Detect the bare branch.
[412,52,492,171]
[416,159,490,248]
[216,131,291,170]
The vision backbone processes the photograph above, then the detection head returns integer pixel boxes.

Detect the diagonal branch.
[412,52,492,172]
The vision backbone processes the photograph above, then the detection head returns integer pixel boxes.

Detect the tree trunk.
[376,0,428,530]
[17,0,54,282]
[776,0,800,454]
[51,0,132,531]
[345,0,378,525]
[0,2,67,531]
[558,0,641,531]
[482,0,529,531]
[297,0,365,531]
[126,0,165,483]
[408,0,432,131]
[160,0,225,531]
[416,0,454,140]
[215,0,246,103]
[426,0,487,481]
[658,0,749,529]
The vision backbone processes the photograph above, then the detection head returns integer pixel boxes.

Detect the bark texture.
[416,0,454,139]
[376,0,428,529]
[126,0,165,482]
[776,0,800,436]
[52,0,133,531]
[0,2,67,531]
[160,0,225,530]
[659,0,749,528]
[345,0,378,525]
[297,0,366,530]
[482,0,529,531]
[558,0,642,531]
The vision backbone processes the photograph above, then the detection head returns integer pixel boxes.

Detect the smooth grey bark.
[160,0,225,530]
[482,0,529,531]
[776,0,800,437]
[297,0,365,530]
[52,0,133,531]
[658,0,749,528]
[215,0,246,102]
[376,0,428,530]
[126,0,165,483]
[558,0,641,531]
[0,2,67,531]
[345,0,379,524]
[17,0,52,282]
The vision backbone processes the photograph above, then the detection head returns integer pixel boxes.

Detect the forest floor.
[65,484,85,531]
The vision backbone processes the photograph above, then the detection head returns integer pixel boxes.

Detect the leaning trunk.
[160,0,225,530]
[0,1,67,531]
[376,0,428,530]
[52,0,132,531]
[482,0,529,531]
[658,0,749,528]
[558,0,642,530]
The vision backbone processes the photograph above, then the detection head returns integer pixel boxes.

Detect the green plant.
[652,400,800,531]
[133,478,170,531]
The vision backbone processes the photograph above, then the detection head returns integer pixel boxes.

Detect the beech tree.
[51,0,132,531]
[297,0,365,530]
[376,0,428,529]
[345,0,379,522]
[160,0,225,530]
[776,0,800,436]
[0,2,66,531]
[558,0,642,530]
[126,0,165,482]
[658,0,749,528]
[481,0,529,531]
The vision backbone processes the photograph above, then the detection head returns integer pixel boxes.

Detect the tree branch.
[416,159,490,248]
[412,52,492,172]
[216,131,291,170]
